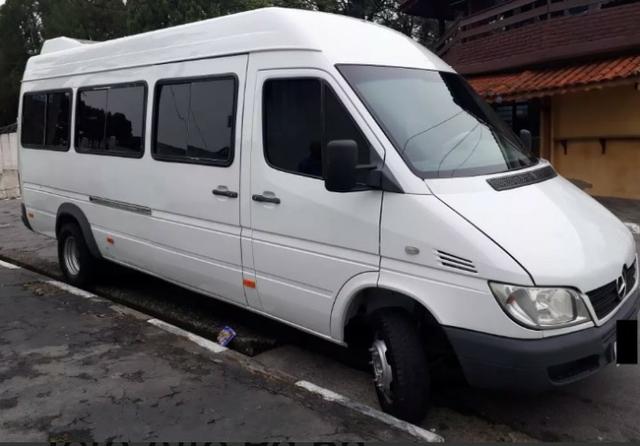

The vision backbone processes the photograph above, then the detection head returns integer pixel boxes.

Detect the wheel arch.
[56,203,102,259]
[330,272,442,343]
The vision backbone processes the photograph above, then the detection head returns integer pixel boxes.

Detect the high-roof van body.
[18,8,639,422]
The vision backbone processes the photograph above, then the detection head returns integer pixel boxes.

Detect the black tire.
[57,222,98,288]
[370,309,430,423]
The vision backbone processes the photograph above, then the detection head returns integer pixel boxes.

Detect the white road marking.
[623,222,640,234]
[295,380,444,442]
[0,259,20,269]
[45,280,101,301]
[147,318,227,353]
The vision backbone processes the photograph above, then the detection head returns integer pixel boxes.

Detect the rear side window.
[76,83,146,157]
[153,76,237,166]
[21,91,71,150]
[263,78,374,179]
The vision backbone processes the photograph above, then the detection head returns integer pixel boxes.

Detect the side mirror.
[519,129,532,154]
[323,139,358,192]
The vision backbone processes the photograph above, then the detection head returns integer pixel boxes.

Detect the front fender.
[329,271,379,342]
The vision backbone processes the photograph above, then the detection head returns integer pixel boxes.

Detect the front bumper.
[445,288,640,391]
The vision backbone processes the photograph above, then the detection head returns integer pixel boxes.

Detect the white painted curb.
[148,318,228,354]
[46,280,102,301]
[0,259,20,269]
[296,380,444,442]
[4,260,445,441]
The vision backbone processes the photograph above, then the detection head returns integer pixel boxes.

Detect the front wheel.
[57,223,98,288]
[369,309,430,423]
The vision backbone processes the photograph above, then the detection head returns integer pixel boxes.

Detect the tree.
[126,0,271,34]
[41,0,128,41]
[0,0,43,126]
[0,0,437,127]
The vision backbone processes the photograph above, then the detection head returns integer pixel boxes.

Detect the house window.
[494,100,540,156]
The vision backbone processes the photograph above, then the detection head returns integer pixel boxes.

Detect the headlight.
[489,282,592,329]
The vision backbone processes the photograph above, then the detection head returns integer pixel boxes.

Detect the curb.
[0,259,445,442]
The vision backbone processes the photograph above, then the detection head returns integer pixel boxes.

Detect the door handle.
[252,193,281,204]
[212,187,238,198]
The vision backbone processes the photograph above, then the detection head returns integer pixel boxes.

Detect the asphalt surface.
[1,196,639,441]
[0,264,426,442]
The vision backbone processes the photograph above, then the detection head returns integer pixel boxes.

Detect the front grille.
[587,281,620,319]
[587,260,636,320]
[624,260,637,290]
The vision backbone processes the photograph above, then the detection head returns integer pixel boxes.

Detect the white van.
[18,7,639,422]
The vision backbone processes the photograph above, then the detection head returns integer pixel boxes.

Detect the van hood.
[426,166,636,293]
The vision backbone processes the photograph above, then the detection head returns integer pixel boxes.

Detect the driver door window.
[263,78,375,179]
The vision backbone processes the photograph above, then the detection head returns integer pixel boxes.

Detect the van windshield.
[338,65,538,178]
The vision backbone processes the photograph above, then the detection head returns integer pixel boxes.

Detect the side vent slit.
[435,250,478,274]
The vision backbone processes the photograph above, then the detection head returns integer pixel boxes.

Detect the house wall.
[550,84,640,199]
[0,132,19,199]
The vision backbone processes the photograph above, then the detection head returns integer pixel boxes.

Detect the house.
[401,0,640,199]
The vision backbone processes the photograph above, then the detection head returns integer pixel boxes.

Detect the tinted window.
[45,92,70,148]
[324,87,372,166]
[155,83,188,157]
[22,91,70,150]
[21,93,46,147]
[77,89,107,151]
[105,86,145,153]
[263,78,374,179]
[154,77,236,165]
[76,83,146,156]
[264,79,322,176]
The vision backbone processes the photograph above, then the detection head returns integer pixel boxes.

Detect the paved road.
[0,264,427,442]
[1,197,639,441]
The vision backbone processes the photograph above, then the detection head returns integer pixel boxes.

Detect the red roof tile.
[468,55,640,102]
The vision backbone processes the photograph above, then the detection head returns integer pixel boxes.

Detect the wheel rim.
[63,236,81,277]
[370,338,393,403]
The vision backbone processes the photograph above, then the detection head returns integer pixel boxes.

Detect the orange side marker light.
[27,212,34,219]
[243,278,256,289]
[106,236,114,245]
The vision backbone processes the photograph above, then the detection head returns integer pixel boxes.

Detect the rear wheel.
[57,223,98,288]
[369,309,430,423]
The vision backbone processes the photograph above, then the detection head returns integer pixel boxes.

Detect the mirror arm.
[356,163,378,171]
[363,166,403,193]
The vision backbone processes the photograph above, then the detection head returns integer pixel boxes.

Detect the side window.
[263,78,376,179]
[45,92,71,148]
[324,86,372,166]
[153,76,237,166]
[76,83,145,157]
[21,91,70,150]
[263,79,322,176]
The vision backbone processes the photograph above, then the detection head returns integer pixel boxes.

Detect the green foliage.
[0,0,437,126]
[42,0,128,41]
[0,0,43,126]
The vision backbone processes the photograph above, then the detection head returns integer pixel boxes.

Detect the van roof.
[24,7,452,82]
